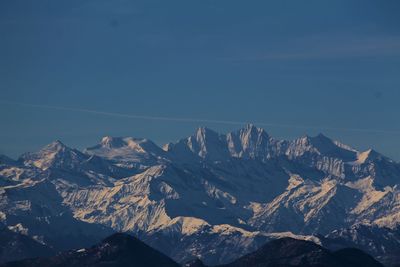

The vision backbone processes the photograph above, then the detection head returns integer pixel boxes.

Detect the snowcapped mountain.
[166,124,282,162]
[20,140,87,171]
[1,125,399,265]
[0,161,113,253]
[85,136,167,168]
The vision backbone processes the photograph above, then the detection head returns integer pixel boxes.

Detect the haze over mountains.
[1,125,400,266]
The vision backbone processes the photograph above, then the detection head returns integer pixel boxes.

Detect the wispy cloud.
[224,34,400,61]
[1,100,400,135]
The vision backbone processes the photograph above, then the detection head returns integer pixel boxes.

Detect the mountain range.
[1,125,400,266]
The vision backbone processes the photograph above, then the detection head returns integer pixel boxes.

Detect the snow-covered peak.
[85,136,166,163]
[48,140,66,148]
[28,140,70,156]
[192,127,224,150]
[238,124,269,141]
[356,149,373,164]
[94,136,162,152]
[20,141,84,170]
[167,125,365,164]
[305,133,332,147]
[192,127,227,159]
[165,127,229,161]
[287,133,357,162]
[195,126,217,137]
[355,149,385,164]
[166,125,278,162]
[226,124,274,160]
[100,136,125,149]
[241,123,259,134]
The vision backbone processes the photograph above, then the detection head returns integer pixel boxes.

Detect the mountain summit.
[20,140,86,170]
[85,136,166,165]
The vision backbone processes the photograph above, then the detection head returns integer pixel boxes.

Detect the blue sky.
[1,0,400,160]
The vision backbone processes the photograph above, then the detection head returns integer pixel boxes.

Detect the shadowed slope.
[1,233,180,267]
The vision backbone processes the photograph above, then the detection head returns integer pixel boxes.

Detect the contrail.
[1,100,400,135]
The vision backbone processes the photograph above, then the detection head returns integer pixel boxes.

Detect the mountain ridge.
[1,125,399,266]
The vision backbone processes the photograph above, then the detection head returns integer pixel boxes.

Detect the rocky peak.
[288,133,357,162]
[100,136,126,149]
[356,149,387,164]
[19,140,84,170]
[226,124,272,160]
[194,127,221,144]
[41,140,69,154]
[85,136,166,164]
[184,127,228,160]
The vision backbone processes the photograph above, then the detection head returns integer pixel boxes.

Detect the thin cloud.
[1,100,400,135]
[224,34,400,62]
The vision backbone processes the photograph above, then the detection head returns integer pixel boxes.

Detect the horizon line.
[2,100,400,135]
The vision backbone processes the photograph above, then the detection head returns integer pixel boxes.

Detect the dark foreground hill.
[186,237,384,267]
[0,227,55,264]
[2,234,383,267]
[1,233,179,267]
